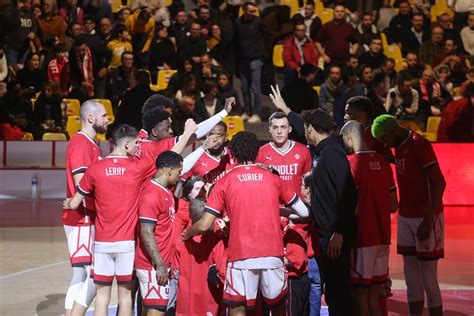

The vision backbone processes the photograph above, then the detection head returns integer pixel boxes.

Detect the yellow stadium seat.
[63,98,81,117]
[395,58,406,72]
[22,132,34,141]
[92,99,114,122]
[111,0,130,13]
[398,120,422,133]
[239,6,260,17]
[273,44,284,68]
[313,86,321,93]
[315,0,324,11]
[66,115,81,138]
[381,32,388,50]
[156,69,177,91]
[318,8,334,24]
[223,116,245,140]
[96,133,106,142]
[431,0,454,22]
[31,99,37,111]
[427,116,441,134]
[42,132,67,141]
[385,44,403,61]
[453,87,461,97]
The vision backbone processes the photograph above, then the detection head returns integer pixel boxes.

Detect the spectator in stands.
[437,83,474,142]
[195,54,218,85]
[281,63,320,114]
[360,65,373,92]
[167,58,195,95]
[319,64,350,127]
[419,26,445,66]
[436,13,461,47]
[387,0,412,44]
[64,22,83,52]
[107,24,133,69]
[37,0,67,44]
[99,17,113,42]
[261,5,293,61]
[175,73,202,102]
[436,65,454,97]
[367,72,391,118]
[58,0,84,26]
[69,38,94,97]
[0,49,7,82]
[399,51,424,83]
[448,0,474,34]
[106,51,137,108]
[1,82,34,133]
[33,81,63,139]
[3,0,38,68]
[316,3,359,66]
[386,74,419,118]
[149,24,177,77]
[16,52,46,99]
[112,69,154,132]
[207,23,233,73]
[377,0,397,32]
[359,36,387,70]
[195,80,223,122]
[434,38,468,86]
[346,66,368,97]
[168,8,190,46]
[125,8,156,67]
[118,7,131,24]
[293,1,322,42]
[416,67,452,125]
[460,13,474,64]
[177,22,207,65]
[399,13,431,56]
[83,0,113,24]
[195,5,215,37]
[47,44,71,95]
[235,2,265,123]
[460,68,474,96]
[216,71,241,114]
[376,58,400,87]
[283,21,318,85]
[346,54,359,70]
[172,95,198,135]
[356,12,379,54]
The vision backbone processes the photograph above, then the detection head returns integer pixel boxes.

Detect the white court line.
[0,260,68,281]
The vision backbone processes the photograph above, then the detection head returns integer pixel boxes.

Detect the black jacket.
[310,134,357,239]
[235,15,265,61]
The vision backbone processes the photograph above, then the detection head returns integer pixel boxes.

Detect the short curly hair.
[229,131,260,164]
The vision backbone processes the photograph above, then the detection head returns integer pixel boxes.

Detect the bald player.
[63,100,109,316]
[372,115,446,316]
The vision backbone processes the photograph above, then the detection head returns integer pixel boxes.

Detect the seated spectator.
[196,54,220,83]
[416,67,452,125]
[367,72,391,118]
[387,0,412,44]
[175,73,203,102]
[195,80,223,122]
[385,74,419,118]
[207,23,233,73]
[399,13,431,56]
[356,12,379,54]
[436,13,461,48]
[319,64,350,127]
[106,52,137,108]
[282,63,320,114]
[460,13,474,63]
[149,24,177,74]
[33,81,63,139]
[47,44,71,95]
[172,95,198,135]
[375,58,400,88]
[99,17,113,42]
[64,22,83,53]
[282,21,318,86]
[216,71,241,114]
[177,22,207,65]
[112,69,154,132]
[37,0,67,44]
[16,52,46,99]
[434,38,468,86]
[117,7,131,24]
[83,0,113,23]
[346,54,359,70]
[346,66,368,97]
[167,58,196,94]
[195,4,217,37]
[359,65,373,92]
[419,26,445,66]
[437,83,474,142]
[1,82,34,134]
[460,68,474,96]
[58,0,84,26]
[436,65,454,97]
[69,38,94,97]
[107,24,133,69]
[358,36,387,70]
[292,1,322,42]
[125,8,156,67]
[399,51,424,84]
[168,8,190,46]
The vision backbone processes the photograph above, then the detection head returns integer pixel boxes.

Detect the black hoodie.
[310,134,357,240]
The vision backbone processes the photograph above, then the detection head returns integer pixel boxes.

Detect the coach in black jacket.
[302,109,357,316]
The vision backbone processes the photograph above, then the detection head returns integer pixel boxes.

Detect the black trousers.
[287,273,311,316]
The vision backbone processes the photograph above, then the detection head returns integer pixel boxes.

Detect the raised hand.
[183,118,198,136]
[269,85,290,114]
[224,97,235,114]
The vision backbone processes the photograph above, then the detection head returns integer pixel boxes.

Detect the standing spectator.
[16,52,46,98]
[283,22,318,86]
[177,22,207,65]
[359,36,387,70]
[168,8,190,46]
[149,24,177,75]
[281,63,320,114]
[69,38,94,97]
[37,0,67,44]
[47,44,71,95]
[399,51,424,84]
[316,3,359,67]
[419,26,445,67]
[386,74,419,117]
[33,81,63,139]
[434,38,467,86]
[368,72,391,118]
[107,24,133,69]
[319,65,350,128]
[400,13,431,56]
[302,109,357,316]
[83,0,113,23]
[261,5,293,60]
[3,0,38,68]
[125,8,156,67]
[64,22,83,52]
[235,2,265,123]
[387,0,412,44]
[106,52,137,108]
[293,1,322,42]
[58,0,84,26]
[460,13,474,64]
[356,13,379,54]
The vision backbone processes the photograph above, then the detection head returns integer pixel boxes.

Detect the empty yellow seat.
[63,98,81,117]
[111,0,130,13]
[22,132,34,141]
[223,116,245,140]
[385,44,403,61]
[156,69,177,91]
[381,32,388,50]
[66,115,81,138]
[273,44,284,68]
[313,86,321,93]
[42,132,67,141]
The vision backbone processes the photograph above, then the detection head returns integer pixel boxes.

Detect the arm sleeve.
[288,198,309,219]
[181,147,205,174]
[287,111,305,136]
[205,181,226,217]
[195,109,228,139]
[77,168,95,196]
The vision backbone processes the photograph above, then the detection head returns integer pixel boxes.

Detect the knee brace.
[65,267,87,309]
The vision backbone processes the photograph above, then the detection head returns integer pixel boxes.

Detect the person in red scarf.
[47,44,71,95]
[70,38,94,97]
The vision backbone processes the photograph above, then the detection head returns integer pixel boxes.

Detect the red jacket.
[283,36,319,70]
[437,97,474,142]
[283,221,318,278]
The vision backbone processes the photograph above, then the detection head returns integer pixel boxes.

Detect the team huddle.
[61,87,446,316]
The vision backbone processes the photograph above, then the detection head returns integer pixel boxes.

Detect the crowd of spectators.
[0,0,473,140]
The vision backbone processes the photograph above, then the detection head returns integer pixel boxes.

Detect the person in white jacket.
[385,75,419,117]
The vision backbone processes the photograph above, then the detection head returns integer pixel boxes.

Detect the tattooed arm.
[140,222,168,285]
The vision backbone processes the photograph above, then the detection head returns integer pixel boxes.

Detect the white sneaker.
[241,113,250,121]
[247,114,261,124]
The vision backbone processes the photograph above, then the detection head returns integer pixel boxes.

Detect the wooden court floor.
[0,200,473,315]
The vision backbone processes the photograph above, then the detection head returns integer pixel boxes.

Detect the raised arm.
[194,97,234,139]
